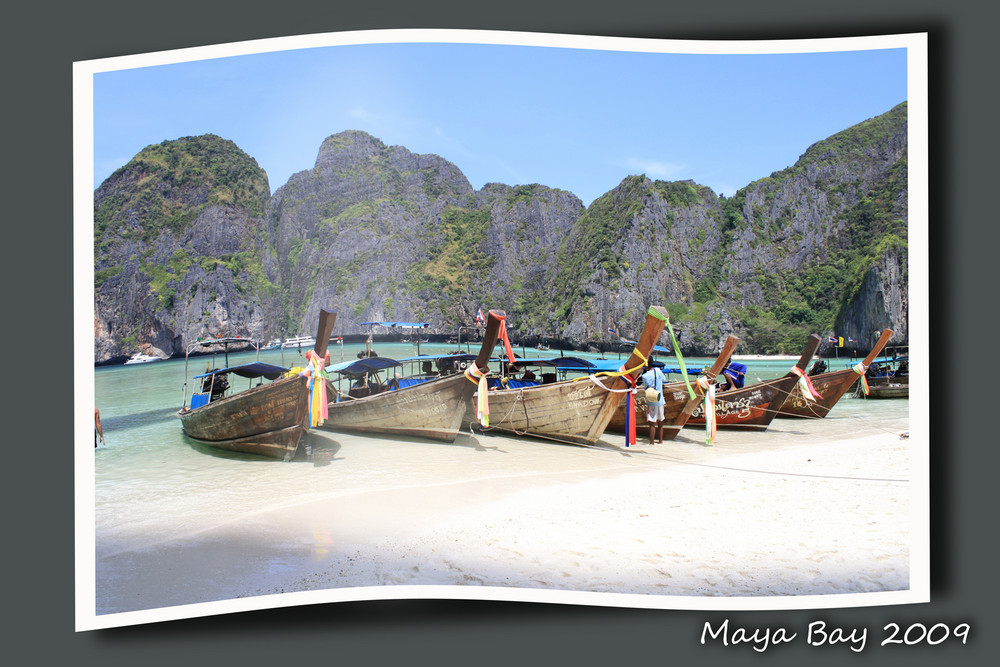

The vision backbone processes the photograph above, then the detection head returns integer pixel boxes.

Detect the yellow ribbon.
[300,350,330,427]
[465,363,490,427]
[573,350,648,383]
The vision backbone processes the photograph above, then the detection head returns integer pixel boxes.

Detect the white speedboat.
[124,351,164,365]
[281,334,317,350]
[261,338,283,350]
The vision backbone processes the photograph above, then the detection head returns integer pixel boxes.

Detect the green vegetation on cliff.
[95,134,269,247]
[406,205,494,296]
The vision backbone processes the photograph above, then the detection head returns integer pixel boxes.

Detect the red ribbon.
[790,365,824,400]
[624,375,636,447]
[497,317,516,364]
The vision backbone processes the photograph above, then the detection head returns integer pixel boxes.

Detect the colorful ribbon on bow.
[663,315,696,400]
[624,375,636,447]
[698,376,716,445]
[465,363,490,427]
[853,362,870,396]
[300,349,331,427]
[790,365,823,402]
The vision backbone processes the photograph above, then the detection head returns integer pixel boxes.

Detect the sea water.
[89,341,910,615]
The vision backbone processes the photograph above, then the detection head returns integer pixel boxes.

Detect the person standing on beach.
[95,406,105,447]
[640,362,666,444]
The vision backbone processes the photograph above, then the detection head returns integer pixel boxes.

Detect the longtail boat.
[857,345,909,399]
[777,329,894,417]
[606,335,740,441]
[685,334,822,431]
[177,309,338,460]
[317,311,503,442]
[463,305,670,446]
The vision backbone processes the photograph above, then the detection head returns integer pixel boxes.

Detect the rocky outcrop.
[93,135,276,362]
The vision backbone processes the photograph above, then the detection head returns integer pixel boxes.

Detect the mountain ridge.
[93,102,909,363]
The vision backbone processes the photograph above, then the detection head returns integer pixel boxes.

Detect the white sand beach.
[93,397,913,617]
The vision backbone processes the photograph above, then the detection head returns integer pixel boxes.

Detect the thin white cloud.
[713,183,738,198]
[625,157,685,180]
[346,105,375,123]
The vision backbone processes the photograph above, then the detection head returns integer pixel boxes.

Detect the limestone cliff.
[93,104,910,363]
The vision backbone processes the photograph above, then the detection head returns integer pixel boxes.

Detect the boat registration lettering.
[395,388,449,415]
[690,391,761,419]
[566,386,594,402]
[566,396,603,411]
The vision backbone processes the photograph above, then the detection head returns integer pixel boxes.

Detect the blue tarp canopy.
[843,355,908,368]
[326,357,402,375]
[397,353,477,363]
[359,321,430,328]
[194,362,289,381]
[505,356,594,370]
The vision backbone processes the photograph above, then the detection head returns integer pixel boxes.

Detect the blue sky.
[92,37,908,206]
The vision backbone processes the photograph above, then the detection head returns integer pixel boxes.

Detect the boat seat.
[391,377,432,390]
[505,379,539,389]
[190,393,210,409]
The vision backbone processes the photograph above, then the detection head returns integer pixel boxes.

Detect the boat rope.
[625,450,910,484]
[471,386,532,437]
[573,350,647,395]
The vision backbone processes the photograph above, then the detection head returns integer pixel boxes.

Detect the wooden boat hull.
[178,374,309,460]
[607,336,740,441]
[684,334,822,431]
[777,368,863,418]
[778,329,895,416]
[685,374,801,431]
[866,379,909,398]
[464,305,671,446]
[463,377,622,446]
[320,372,475,442]
[606,382,705,441]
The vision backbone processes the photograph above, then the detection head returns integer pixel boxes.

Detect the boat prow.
[686,333,822,431]
[777,329,894,417]
[317,311,504,442]
[177,309,338,460]
[464,305,671,446]
[608,334,740,441]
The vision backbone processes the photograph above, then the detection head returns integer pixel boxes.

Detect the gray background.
[8,0,994,664]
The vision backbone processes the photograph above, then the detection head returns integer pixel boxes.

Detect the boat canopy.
[397,353,477,363]
[359,321,430,328]
[194,362,290,381]
[843,354,908,369]
[503,356,594,370]
[326,356,402,375]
